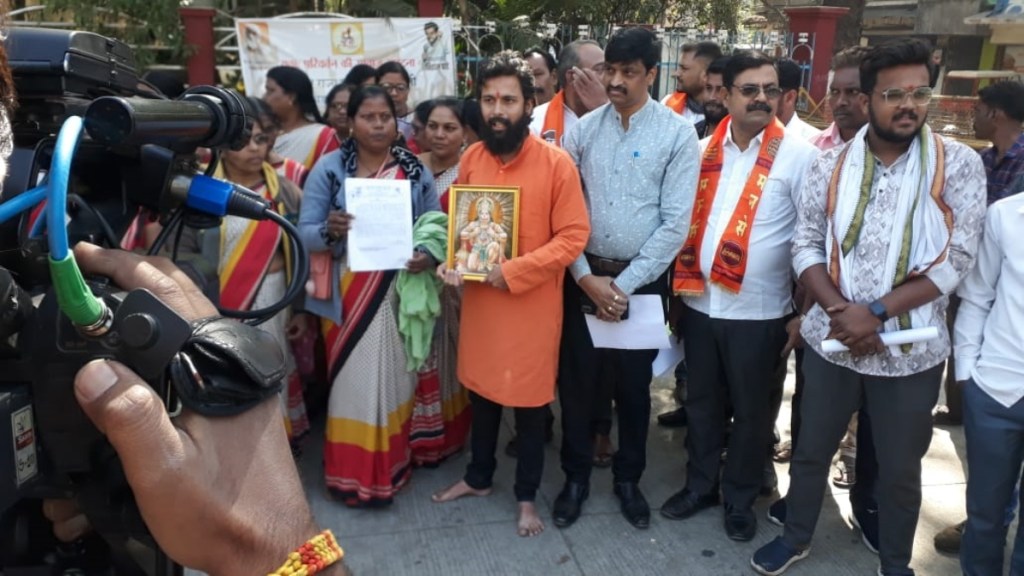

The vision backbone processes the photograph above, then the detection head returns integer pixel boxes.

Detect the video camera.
[0,28,308,575]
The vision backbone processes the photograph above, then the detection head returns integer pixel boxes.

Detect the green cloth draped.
[397,211,448,371]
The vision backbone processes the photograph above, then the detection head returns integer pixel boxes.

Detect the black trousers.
[558,271,665,485]
[464,391,546,501]
[681,305,788,510]
[850,408,879,513]
[789,348,806,452]
[591,356,617,437]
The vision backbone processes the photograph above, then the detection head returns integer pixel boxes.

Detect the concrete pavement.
[295,365,972,576]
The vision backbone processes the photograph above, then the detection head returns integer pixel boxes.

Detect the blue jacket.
[298,143,441,323]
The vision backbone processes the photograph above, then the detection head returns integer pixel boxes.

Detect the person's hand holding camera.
[60,243,346,576]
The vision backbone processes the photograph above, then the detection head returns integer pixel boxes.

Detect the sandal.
[773,440,793,463]
[831,455,857,489]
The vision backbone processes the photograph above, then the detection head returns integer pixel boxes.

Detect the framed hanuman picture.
[446,185,521,281]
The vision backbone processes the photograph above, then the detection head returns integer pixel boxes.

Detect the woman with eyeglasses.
[213,103,311,445]
[263,66,340,171]
[325,83,357,142]
[376,61,416,142]
[299,85,445,507]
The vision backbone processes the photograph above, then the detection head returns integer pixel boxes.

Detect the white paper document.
[584,295,673,350]
[821,326,940,353]
[652,338,686,378]
[345,178,413,272]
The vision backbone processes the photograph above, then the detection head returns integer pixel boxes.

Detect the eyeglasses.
[328,103,349,113]
[734,84,783,99]
[249,133,272,146]
[877,86,933,107]
[380,83,409,94]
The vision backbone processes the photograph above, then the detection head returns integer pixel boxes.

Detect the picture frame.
[446,185,521,281]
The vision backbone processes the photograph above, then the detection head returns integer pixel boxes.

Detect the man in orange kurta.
[431,51,590,538]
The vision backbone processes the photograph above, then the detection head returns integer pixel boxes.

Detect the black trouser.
[768,351,788,450]
[785,349,941,574]
[681,305,788,510]
[942,295,962,419]
[592,356,617,437]
[789,348,806,452]
[464,391,546,502]
[558,271,665,485]
[850,408,878,513]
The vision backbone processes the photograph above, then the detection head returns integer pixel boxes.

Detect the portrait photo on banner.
[446,185,520,281]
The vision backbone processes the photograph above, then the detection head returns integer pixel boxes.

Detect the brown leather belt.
[585,253,629,276]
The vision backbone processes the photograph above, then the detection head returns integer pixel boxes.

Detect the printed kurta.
[457,135,590,407]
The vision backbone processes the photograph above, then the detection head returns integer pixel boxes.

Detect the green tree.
[40,0,185,67]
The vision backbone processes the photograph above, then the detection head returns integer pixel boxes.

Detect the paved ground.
[294,365,972,576]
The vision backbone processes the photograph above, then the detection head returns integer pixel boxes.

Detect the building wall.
[915,0,987,35]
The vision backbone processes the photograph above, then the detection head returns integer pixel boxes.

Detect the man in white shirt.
[952,144,1024,576]
[777,59,822,141]
[658,51,817,542]
[529,40,607,146]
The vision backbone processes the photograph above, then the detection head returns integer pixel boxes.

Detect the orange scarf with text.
[673,116,785,295]
[540,90,567,147]
[665,92,687,115]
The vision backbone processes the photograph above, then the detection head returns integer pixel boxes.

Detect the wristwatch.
[868,300,889,323]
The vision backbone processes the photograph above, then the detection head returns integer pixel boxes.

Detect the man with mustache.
[529,40,608,147]
[752,38,986,575]
[554,26,700,530]
[660,51,817,543]
[431,51,590,538]
[524,47,557,106]
[767,44,881,554]
[657,54,732,429]
[662,41,723,135]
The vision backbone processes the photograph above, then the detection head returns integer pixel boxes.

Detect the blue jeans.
[961,378,1024,576]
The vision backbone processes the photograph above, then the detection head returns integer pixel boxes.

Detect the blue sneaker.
[751,536,809,575]
[766,498,786,527]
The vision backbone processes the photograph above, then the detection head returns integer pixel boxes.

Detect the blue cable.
[48,116,85,261]
[0,185,47,225]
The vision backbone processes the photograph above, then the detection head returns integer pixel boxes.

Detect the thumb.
[74,360,184,487]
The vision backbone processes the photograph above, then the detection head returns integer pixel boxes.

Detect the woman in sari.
[410,97,472,467]
[299,86,442,507]
[264,66,339,171]
[325,83,357,142]
[214,111,311,443]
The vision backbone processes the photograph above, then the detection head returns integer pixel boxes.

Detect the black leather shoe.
[660,487,721,520]
[553,482,589,528]
[656,407,688,428]
[613,482,650,529]
[761,462,779,496]
[724,504,757,541]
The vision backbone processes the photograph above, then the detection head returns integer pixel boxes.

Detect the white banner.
[236,17,457,114]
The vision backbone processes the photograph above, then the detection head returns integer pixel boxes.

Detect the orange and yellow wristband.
[268,530,344,576]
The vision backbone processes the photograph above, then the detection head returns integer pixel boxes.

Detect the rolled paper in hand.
[822,326,940,353]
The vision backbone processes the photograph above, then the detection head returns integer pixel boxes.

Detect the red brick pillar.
[785,6,849,105]
[179,7,217,87]
[418,0,444,17]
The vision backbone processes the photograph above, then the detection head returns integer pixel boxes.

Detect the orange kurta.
[457,135,590,407]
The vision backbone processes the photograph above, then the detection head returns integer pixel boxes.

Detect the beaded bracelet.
[268,529,344,576]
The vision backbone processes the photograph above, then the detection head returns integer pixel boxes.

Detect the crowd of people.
[92,26,1024,576]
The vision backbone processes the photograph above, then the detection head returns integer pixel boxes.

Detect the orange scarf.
[540,90,567,147]
[673,116,785,295]
[665,92,687,115]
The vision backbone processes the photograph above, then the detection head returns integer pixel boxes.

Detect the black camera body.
[0,28,253,575]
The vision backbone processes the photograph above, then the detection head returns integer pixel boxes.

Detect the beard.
[704,102,727,125]
[869,105,924,144]
[481,114,532,156]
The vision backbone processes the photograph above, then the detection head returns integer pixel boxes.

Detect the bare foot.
[431,480,491,503]
[517,502,545,537]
